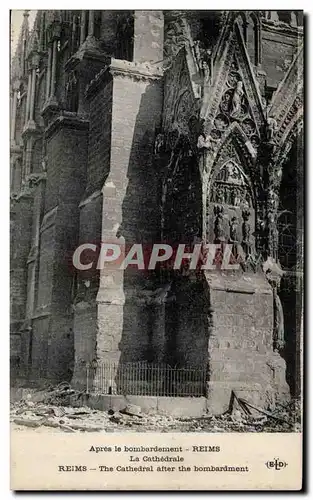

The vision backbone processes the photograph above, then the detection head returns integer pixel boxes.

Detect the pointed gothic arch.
[203,129,257,247]
[208,121,260,187]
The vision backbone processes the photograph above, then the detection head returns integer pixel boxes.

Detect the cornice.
[44,111,89,141]
[11,172,47,202]
[22,120,43,139]
[110,58,163,80]
[64,42,110,73]
[86,58,163,98]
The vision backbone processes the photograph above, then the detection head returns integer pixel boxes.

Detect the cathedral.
[10,10,303,412]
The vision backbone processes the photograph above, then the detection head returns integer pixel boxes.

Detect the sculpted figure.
[242,209,251,255]
[213,205,226,243]
[266,116,278,142]
[229,216,239,257]
[229,217,239,241]
[268,211,279,261]
[230,81,244,118]
[154,133,165,155]
[203,48,213,85]
[215,186,224,204]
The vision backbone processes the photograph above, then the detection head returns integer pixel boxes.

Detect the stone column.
[80,10,87,43]
[25,136,34,178]
[11,81,19,143]
[39,12,45,50]
[133,11,164,63]
[50,40,58,98]
[25,72,32,126]
[88,10,95,37]
[30,67,37,121]
[45,46,52,100]
[26,176,46,319]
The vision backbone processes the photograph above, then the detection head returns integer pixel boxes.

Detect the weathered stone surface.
[10,11,302,410]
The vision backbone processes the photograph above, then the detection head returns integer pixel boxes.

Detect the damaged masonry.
[10,10,303,421]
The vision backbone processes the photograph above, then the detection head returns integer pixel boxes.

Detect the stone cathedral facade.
[10,10,303,411]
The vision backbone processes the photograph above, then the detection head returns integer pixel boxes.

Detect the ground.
[10,384,301,433]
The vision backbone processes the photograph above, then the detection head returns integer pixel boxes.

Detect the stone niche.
[204,270,290,414]
[207,159,255,255]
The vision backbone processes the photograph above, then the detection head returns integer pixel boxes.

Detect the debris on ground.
[10,387,301,433]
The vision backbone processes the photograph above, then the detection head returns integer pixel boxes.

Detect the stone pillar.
[88,10,95,37]
[84,61,162,384]
[24,137,34,177]
[80,10,87,44]
[151,298,167,363]
[45,46,52,100]
[40,12,45,50]
[31,115,88,382]
[133,11,164,63]
[30,67,37,121]
[25,72,32,125]
[50,40,57,98]
[11,80,20,143]
[25,177,46,319]
[11,155,22,194]
[10,191,34,334]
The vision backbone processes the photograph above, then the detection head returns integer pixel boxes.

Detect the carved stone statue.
[229,216,239,256]
[154,133,165,155]
[197,133,215,151]
[268,211,279,261]
[268,186,279,212]
[213,205,226,243]
[229,216,239,242]
[266,116,278,142]
[232,187,241,206]
[230,81,244,118]
[203,49,213,86]
[215,186,224,204]
[242,209,251,255]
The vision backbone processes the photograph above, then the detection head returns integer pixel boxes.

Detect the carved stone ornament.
[213,204,226,243]
[210,161,252,208]
[262,256,286,352]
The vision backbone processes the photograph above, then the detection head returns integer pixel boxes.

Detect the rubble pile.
[10,388,301,433]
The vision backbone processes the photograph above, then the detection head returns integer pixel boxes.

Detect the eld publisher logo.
[265,458,288,470]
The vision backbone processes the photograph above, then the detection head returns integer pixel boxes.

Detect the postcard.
[10,9,303,490]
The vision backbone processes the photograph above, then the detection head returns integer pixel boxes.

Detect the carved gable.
[201,21,266,144]
[162,49,199,149]
[267,44,303,144]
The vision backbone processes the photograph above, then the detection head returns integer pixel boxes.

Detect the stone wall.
[205,271,290,413]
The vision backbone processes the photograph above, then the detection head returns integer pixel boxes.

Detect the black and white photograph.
[9,9,304,490]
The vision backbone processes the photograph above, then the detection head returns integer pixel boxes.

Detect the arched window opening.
[277,143,299,270]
